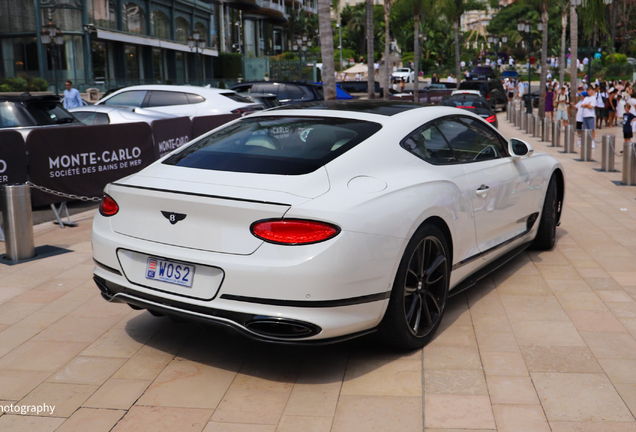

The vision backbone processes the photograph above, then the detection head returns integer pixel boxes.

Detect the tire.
[379,224,450,350]
[533,175,559,250]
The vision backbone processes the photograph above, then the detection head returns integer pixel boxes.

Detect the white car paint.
[69,105,177,125]
[92,104,563,344]
[95,85,259,118]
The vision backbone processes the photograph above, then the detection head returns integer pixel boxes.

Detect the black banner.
[191,114,240,139]
[27,123,154,206]
[0,131,28,186]
[151,117,192,159]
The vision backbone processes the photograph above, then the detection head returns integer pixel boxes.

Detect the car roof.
[268,100,426,116]
[0,94,61,103]
[443,94,490,103]
[101,85,236,95]
[232,81,322,88]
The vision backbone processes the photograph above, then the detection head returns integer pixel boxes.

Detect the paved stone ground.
[0,112,635,431]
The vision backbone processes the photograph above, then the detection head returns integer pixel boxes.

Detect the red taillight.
[231,108,257,116]
[485,115,496,123]
[457,106,475,109]
[486,93,491,100]
[99,194,119,217]
[251,219,340,245]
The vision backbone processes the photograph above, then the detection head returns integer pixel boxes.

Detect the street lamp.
[40,21,64,95]
[188,29,206,83]
[518,18,533,113]
[502,33,508,44]
[336,23,342,70]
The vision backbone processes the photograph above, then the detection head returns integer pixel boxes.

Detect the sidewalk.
[0,115,635,431]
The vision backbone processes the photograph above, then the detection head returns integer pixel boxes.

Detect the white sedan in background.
[69,105,177,125]
[392,68,415,83]
[92,101,564,349]
[96,85,262,117]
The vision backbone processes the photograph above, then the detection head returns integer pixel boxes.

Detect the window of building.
[92,0,117,30]
[175,51,186,82]
[125,45,139,80]
[194,22,208,45]
[122,3,147,34]
[0,0,36,32]
[91,41,107,82]
[151,10,170,39]
[175,17,190,43]
[1,37,39,77]
[152,48,164,83]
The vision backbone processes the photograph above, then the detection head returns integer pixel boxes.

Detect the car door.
[436,116,535,255]
[144,91,196,117]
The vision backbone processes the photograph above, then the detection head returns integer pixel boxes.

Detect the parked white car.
[92,101,565,349]
[69,105,177,125]
[96,85,262,117]
[391,68,415,83]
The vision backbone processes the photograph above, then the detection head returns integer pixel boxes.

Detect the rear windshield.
[221,93,253,103]
[24,101,76,125]
[163,116,382,175]
[441,98,489,109]
[459,82,485,91]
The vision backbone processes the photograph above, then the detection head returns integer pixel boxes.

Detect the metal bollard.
[509,103,515,124]
[512,105,517,126]
[542,118,550,142]
[623,142,636,185]
[520,111,527,131]
[564,126,576,153]
[581,130,593,161]
[533,115,541,138]
[527,114,534,135]
[516,109,522,128]
[601,135,615,172]
[552,121,561,147]
[0,184,35,261]
[507,103,511,122]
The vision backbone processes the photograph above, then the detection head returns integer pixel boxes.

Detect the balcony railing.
[255,0,285,14]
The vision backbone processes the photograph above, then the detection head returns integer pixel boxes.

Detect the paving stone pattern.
[0,112,635,431]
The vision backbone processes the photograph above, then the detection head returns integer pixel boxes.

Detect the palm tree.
[318,0,336,100]
[367,0,375,99]
[537,0,548,118]
[569,1,578,122]
[440,0,486,89]
[383,0,392,100]
[559,1,567,87]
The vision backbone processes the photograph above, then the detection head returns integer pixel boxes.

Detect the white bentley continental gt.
[92,101,564,349]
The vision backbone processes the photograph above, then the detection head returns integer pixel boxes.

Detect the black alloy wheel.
[380,225,450,349]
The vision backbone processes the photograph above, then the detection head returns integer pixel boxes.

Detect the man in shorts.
[574,92,586,145]
[581,87,597,142]
[624,103,635,145]
[555,86,569,127]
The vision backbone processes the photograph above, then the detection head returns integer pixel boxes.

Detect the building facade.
[0,0,316,91]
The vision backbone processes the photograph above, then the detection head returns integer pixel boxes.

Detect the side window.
[401,123,458,165]
[437,117,504,163]
[186,93,205,104]
[71,112,95,125]
[462,117,508,157]
[280,85,306,101]
[94,113,110,125]
[103,91,147,107]
[255,84,279,96]
[147,91,189,107]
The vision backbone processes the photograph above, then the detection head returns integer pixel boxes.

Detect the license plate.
[145,257,195,288]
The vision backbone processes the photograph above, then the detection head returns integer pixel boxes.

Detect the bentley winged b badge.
[161,211,187,225]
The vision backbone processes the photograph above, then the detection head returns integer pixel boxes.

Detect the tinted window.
[220,92,252,103]
[281,84,306,101]
[458,82,487,95]
[103,90,147,107]
[24,101,76,125]
[72,112,96,125]
[253,84,279,95]
[187,93,206,104]
[401,124,457,165]
[436,117,504,163]
[147,91,188,107]
[0,102,28,127]
[440,98,490,109]
[163,116,382,175]
[94,113,110,125]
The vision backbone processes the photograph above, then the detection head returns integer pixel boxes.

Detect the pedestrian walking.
[545,86,555,121]
[607,89,617,127]
[555,86,569,127]
[63,80,83,109]
[595,85,607,129]
[623,103,635,146]
[582,87,597,142]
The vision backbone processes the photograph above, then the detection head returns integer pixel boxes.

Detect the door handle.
[476,184,490,197]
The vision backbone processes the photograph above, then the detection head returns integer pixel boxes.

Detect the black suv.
[230,81,324,105]
[458,79,507,111]
[0,94,80,137]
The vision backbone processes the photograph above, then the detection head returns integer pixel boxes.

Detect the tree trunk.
[413,12,420,102]
[570,2,578,123]
[318,0,336,100]
[454,18,460,89]
[559,8,567,87]
[383,0,391,100]
[366,0,375,99]
[611,1,617,52]
[538,1,548,118]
